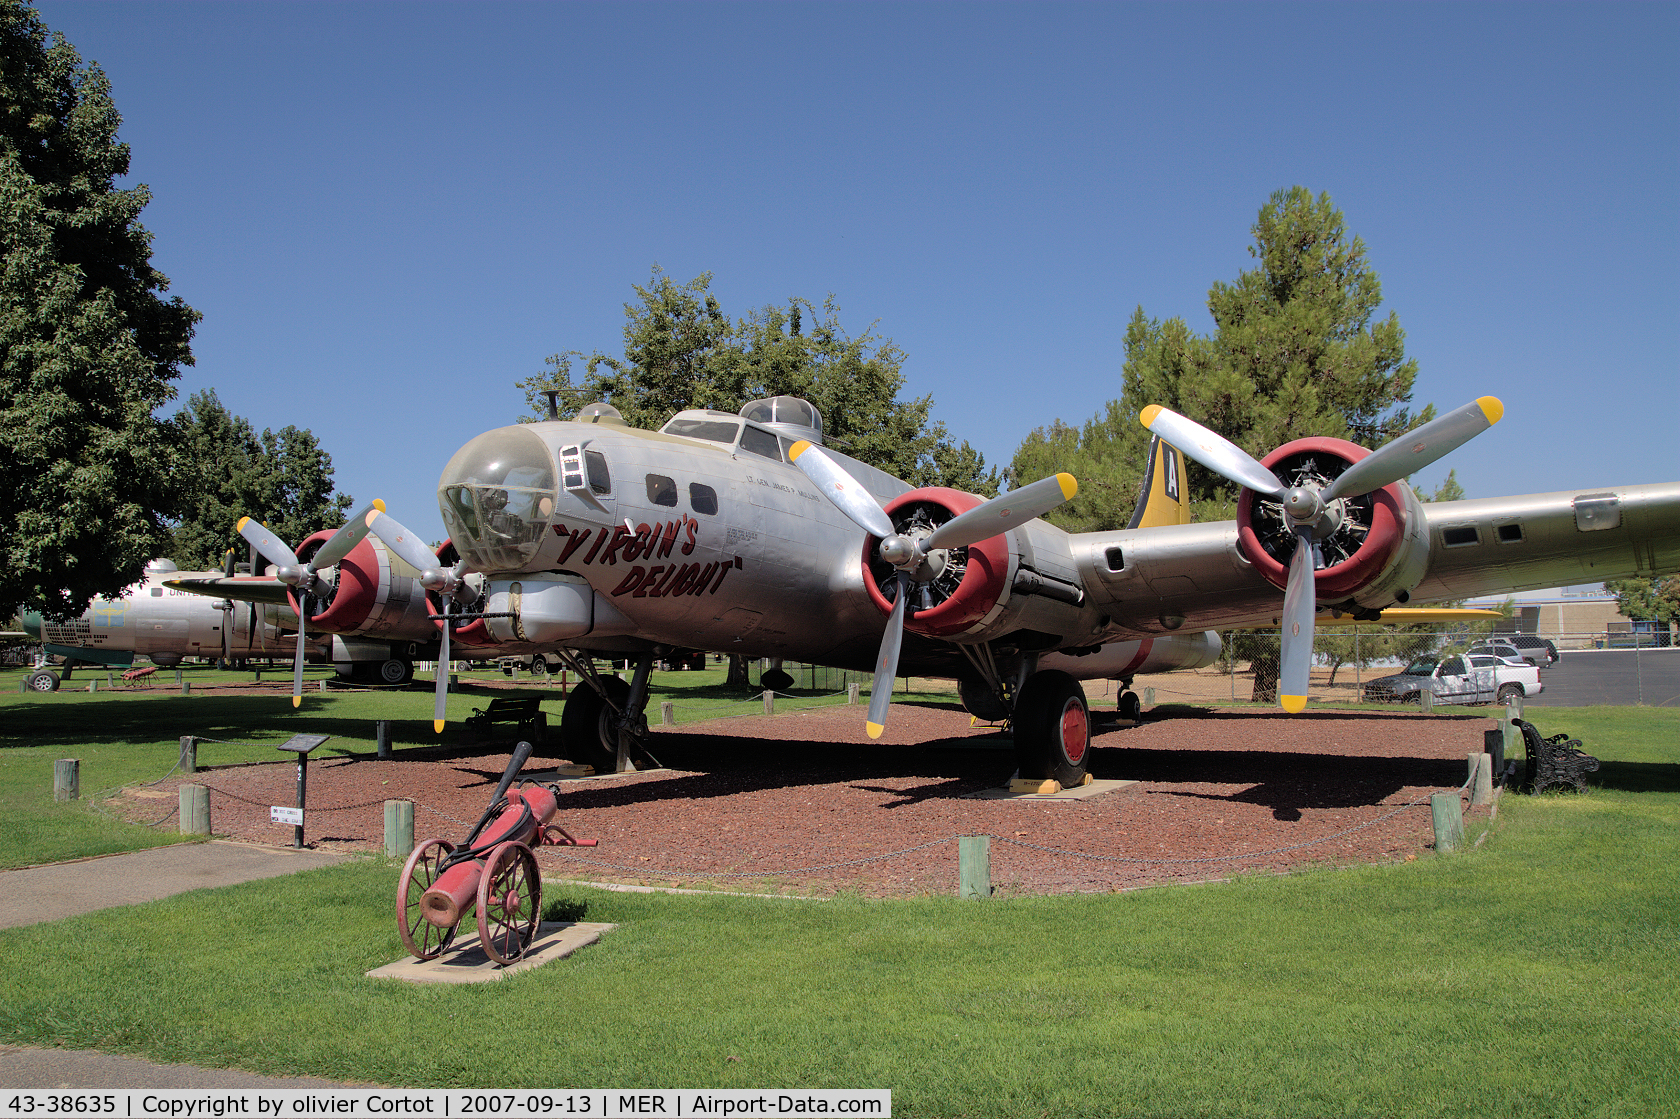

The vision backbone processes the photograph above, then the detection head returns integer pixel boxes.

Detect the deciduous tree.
[167,390,353,570]
[517,267,999,494]
[0,1,198,616]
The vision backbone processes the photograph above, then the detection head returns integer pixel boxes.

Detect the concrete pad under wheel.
[964,778,1141,802]
[366,921,615,984]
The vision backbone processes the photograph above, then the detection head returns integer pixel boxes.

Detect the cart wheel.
[477,841,541,965]
[397,838,458,960]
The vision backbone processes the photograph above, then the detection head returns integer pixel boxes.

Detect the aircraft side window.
[689,483,718,516]
[646,474,678,507]
[739,424,782,461]
[585,450,611,495]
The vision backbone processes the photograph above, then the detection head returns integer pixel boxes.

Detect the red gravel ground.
[112,697,1498,898]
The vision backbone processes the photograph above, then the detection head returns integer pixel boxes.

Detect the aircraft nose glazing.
[436,425,561,571]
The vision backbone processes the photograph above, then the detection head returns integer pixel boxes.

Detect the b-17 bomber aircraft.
[19,557,291,691]
[339,391,1678,789]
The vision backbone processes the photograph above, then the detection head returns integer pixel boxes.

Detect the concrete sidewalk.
[0,840,347,929]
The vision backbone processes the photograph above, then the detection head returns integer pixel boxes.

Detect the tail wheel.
[396,838,458,960]
[560,673,632,772]
[477,841,541,965]
[26,670,59,692]
[1014,670,1091,787]
[1117,691,1142,722]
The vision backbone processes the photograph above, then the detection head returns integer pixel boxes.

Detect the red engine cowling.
[289,531,437,644]
[1234,436,1428,610]
[861,488,1013,639]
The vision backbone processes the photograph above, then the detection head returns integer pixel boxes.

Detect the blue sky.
[36,0,1679,547]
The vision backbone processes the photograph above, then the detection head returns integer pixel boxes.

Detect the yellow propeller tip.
[292,696,301,708]
[1280,695,1308,714]
[1140,404,1162,427]
[1057,472,1078,500]
[788,440,811,460]
[372,498,387,512]
[433,720,446,734]
[237,516,251,531]
[866,721,885,739]
[1476,396,1504,425]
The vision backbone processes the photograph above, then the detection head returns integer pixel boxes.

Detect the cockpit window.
[662,417,741,444]
[437,425,559,571]
[739,424,782,461]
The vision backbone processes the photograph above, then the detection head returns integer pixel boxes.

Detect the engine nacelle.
[1235,437,1433,613]
[286,531,438,644]
[861,487,1088,645]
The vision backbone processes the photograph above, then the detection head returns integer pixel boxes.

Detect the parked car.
[1467,636,1557,667]
[1362,653,1542,705]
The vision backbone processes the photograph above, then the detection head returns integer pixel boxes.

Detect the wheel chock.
[1008,777,1063,795]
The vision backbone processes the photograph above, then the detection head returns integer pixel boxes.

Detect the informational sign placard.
[270,805,304,826]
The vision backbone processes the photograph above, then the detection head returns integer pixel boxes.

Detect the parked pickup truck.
[1361,652,1543,705]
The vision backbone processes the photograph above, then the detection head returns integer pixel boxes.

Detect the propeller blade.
[1321,397,1504,502]
[237,517,300,572]
[1140,405,1287,499]
[1278,525,1318,714]
[865,573,910,739]
[309,499,387,571]
[367,511,444,576]
[222,549,236,578]
[291,615,307,708]
[788,441,896,540]
[925,473,1078,551]
[434,611,451,733]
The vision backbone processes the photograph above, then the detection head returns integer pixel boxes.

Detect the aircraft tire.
[378,659,415,686]
[561,675,632,772]
[1118,690,1142,722]
[26,670,59,693]
[1013,670,1091,788]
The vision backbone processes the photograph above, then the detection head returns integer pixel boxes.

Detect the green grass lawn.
[1,669,1675,1116]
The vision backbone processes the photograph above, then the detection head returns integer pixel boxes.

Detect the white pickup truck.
[1361,652,1543,705]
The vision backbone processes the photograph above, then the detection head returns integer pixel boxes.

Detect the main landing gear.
[556,652,659,775]
[957,648,1094,791]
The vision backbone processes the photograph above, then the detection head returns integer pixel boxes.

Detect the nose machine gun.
[396,740,598,964]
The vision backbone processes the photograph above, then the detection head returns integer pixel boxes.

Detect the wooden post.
[53,758,79,801]
[180,680,191,696]
[1469,752,1493,806]
[847,682,859,705]
[384,799,415,859]
[180,784,210,835]
[1143,686,1156,706]
[661,701,675,726]
[1420,687,1433,713]
[87,678,97,693]
[179,735,198,775]
[762,690,775,715]
[376,720,392,759]
[1431,792,1463,852]
[958,836,992,899]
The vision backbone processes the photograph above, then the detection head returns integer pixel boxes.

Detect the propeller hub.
[1282,487,1323,524]
[275,564,303,586]
[878,535,919,568]
[420,568,454,594]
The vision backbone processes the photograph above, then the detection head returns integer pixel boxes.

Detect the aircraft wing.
[1075,481,1680,636]
[164,575,294,606]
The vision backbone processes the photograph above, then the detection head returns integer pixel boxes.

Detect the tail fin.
[1126,434,1190,529]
